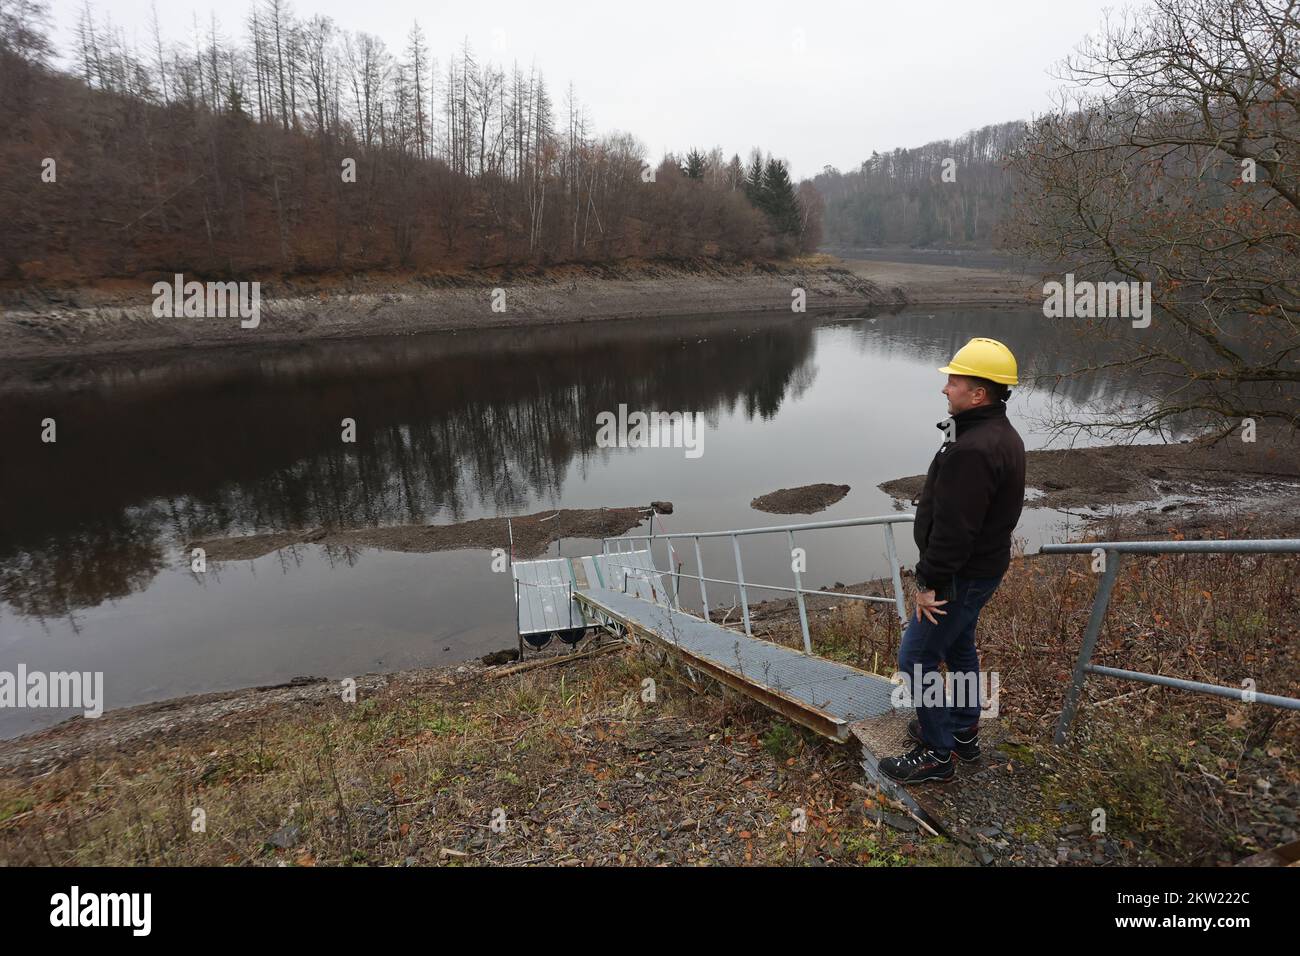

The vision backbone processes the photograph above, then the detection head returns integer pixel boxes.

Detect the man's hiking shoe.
[879,744,954,784]
[907,718,981,763]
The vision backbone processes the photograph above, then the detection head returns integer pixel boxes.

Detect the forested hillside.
[0,1,816,285]
[813,121,1024,248]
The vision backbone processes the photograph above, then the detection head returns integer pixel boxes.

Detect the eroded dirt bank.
[0,255,1036,362]
[835,255,1040,308]
[0,258,897,362]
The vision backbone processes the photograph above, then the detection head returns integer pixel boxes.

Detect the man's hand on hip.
[914,589,949,625]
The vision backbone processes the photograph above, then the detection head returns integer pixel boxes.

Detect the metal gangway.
[507,511,970,831]
[511,513,918,744]
[602,514,913,650]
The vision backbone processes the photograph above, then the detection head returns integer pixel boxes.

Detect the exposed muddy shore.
[0,255,1036,363]
[880,428,1300,536]
[751,483,851,515]
[189,506,653,563]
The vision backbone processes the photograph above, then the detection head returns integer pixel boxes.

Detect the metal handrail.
[1041,539,1300,555]
[603,513,915,653]
[1040,537,1300,744]
[601,562,670,603]
[601,563,899,604]
[614,514,915,541]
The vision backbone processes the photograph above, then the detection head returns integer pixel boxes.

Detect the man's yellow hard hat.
[938,337,1019,385]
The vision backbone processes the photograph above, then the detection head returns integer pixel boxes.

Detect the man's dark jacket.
[913,402,1025,601]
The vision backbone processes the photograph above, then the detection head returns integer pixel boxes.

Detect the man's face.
[942,375,987,415]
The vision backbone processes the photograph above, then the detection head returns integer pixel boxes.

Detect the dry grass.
[772,526,1300,863]
[0,647,955,866]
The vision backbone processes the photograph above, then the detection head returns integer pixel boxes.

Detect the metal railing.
[603,514,915,653]
[598,552,671,600]
[1040,538,1300,744]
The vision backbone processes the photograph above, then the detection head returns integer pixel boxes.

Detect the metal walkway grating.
[571,559,960,834]
[575,586,898,742]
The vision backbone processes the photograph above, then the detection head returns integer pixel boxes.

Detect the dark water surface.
[0,308,1141,738]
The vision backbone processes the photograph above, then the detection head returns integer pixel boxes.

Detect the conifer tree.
[762,157,801,237]
[744,148,765,204]
[683,148,706,180]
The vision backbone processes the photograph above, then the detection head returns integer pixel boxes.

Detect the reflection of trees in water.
[840,309,1264,441]
[1029,316,1296,442]
[838,309,1142,402]
[0,317,817,616]
[4,309,1211,619]
[0,511,166,625]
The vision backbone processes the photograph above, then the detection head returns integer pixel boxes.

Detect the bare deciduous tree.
[1007,0,1299,437]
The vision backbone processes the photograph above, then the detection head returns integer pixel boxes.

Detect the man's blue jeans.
[897,574,1002,751]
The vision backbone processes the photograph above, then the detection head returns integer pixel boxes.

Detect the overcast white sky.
[47,0,1123,179]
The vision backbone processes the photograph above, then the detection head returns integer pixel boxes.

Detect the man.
[880,338,1026,784]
